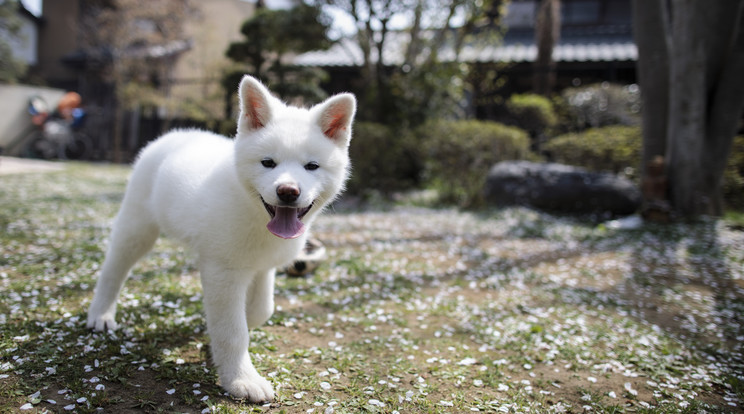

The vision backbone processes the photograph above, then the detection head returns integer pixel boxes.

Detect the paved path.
[0,156,65,175]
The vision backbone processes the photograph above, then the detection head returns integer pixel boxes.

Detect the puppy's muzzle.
[276,183,300,204]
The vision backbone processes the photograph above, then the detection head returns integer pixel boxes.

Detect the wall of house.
[36,0,80,87]
[168,0,256,120]
[0,85,66,155]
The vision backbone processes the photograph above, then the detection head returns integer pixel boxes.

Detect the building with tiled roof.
[294,24,636,67]
[293,0,637,119]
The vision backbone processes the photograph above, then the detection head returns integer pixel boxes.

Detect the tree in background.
[223,3,332,111]
[80,0,195,161]
[632,0,744,217]
[533,0,560,96]
[316,0,507,126]
[0,0,27,83]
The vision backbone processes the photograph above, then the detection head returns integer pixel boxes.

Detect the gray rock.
[484,161,641,215]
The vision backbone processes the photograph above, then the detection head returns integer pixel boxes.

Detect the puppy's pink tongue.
[267,207,306,239]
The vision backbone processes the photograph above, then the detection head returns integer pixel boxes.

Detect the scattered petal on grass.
[368,399,385,407]
[27,391,41,403]
[458,357,477,366]
[1,165,743,413]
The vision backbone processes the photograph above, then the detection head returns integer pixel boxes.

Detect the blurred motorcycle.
[24,93,91,160]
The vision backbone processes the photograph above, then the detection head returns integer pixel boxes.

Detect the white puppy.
[87,76,356,402]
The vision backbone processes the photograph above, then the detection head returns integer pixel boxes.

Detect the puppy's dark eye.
[304,161,320,171]
[261,158,276,169]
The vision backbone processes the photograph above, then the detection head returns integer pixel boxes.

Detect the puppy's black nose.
[277,183,300,203]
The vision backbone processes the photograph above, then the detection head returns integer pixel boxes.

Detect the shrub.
[214,119,238,137]
[505,93,558,138]
[545,126,642,178]
[724,135,744,210]
[416,120,532,207]
[346,122,422,196]
[561,83,641,129]
[545,129,743,210]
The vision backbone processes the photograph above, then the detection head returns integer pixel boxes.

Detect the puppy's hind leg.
[87,208,159,331]
[245,269,276,329]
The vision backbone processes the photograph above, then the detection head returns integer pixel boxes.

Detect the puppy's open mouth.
[262,199,313,239]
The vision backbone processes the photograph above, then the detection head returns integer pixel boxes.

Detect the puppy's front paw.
[86,312,118,332]
[224,375,275,403]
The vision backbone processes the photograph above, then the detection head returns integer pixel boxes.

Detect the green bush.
[545,129,743,209]
[214,119,238,137]
[346,122,422,196]
[561,83,641,129]
[724,135,744,210]
[505,93,558,138]
[346,122,744,210]
[416,120,532,207]
[545,126,642,177]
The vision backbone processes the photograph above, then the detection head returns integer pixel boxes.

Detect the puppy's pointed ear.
[238,75,272,134]
[316,93,356,147]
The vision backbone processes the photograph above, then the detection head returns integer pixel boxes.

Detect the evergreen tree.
[0,0,27,83]
[223,3,332,110]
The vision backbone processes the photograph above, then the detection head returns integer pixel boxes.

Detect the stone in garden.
[484,161,641,215]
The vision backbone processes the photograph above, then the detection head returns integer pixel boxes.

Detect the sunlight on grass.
[1,163,743,413]
[725,210,744,229]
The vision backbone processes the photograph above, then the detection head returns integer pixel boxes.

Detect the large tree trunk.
[665,0,710,214]
[533,0,560,96]
[700,1,744,213]
[634,0,744,218]
[631,0,669,169]
[667,0,744,216]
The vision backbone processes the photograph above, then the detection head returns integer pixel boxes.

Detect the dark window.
[605,0,631,24]
[562,0,601,24]
[505,0,538,28]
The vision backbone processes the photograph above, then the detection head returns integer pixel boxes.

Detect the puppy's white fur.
[86,76,355,402]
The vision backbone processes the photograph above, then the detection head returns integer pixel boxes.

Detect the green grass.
[725,210,744,229]
[1,162,743,413]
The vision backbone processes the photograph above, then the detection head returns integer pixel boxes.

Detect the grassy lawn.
[1,162,743,413]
